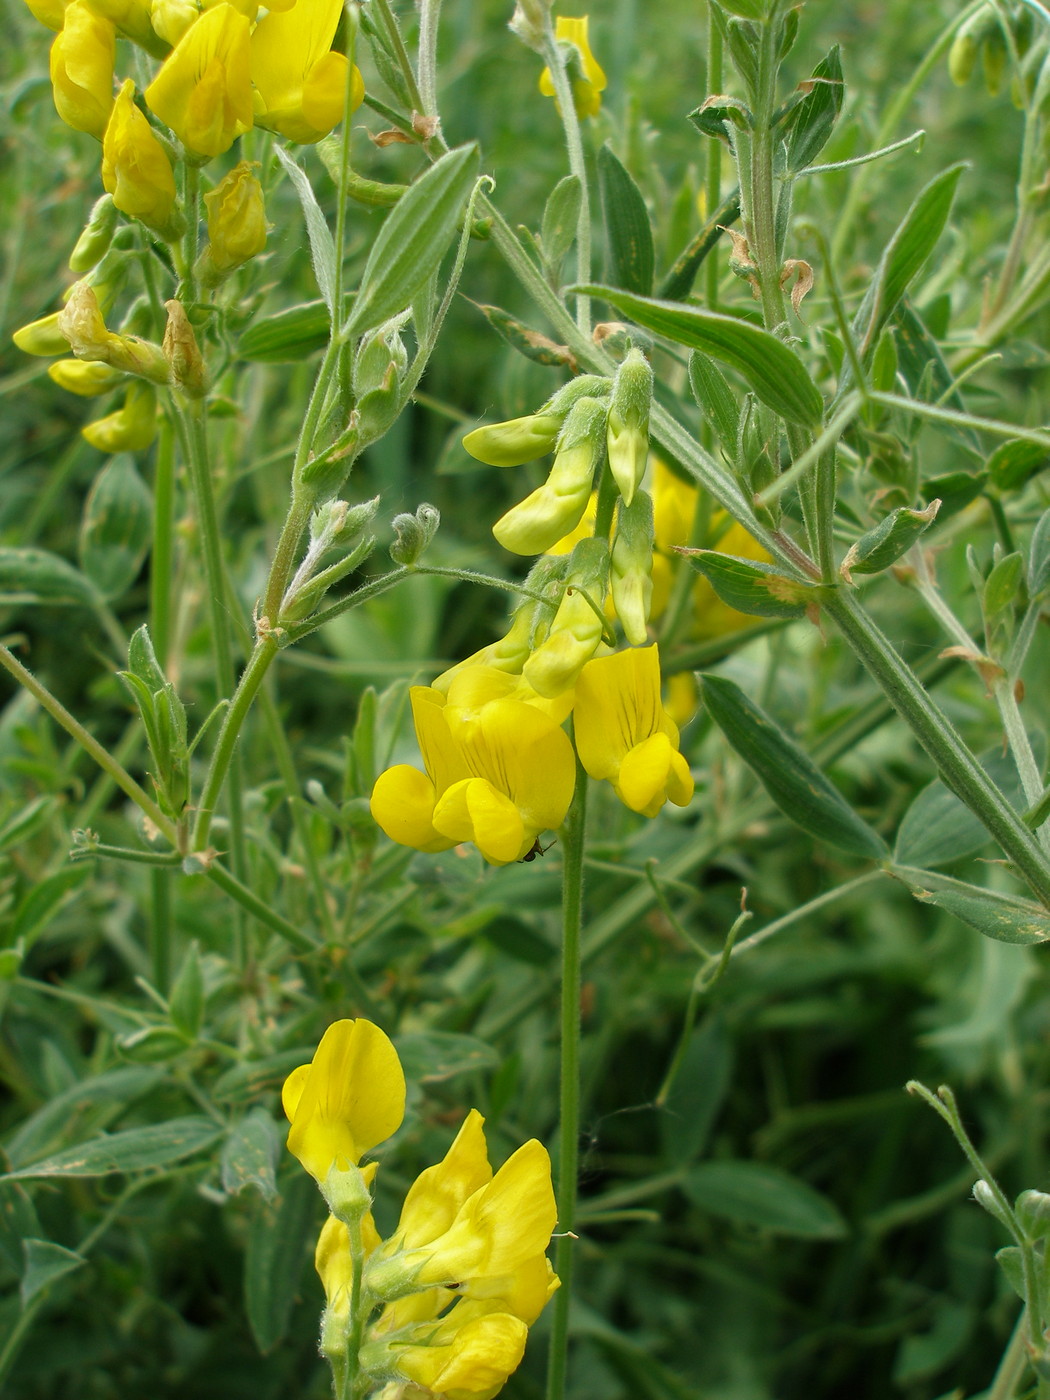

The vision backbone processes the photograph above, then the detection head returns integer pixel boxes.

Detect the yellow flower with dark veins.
[370,670,576,865]
[282,1018,406,1184]
[251,0,364,145]
[539,15,606,118]
[145,3,253,157]
[49,1,115,139]
[574,645,694,817]
[102,81,180,235]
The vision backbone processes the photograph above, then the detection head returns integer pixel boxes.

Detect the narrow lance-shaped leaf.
[683,1161,848,1239]
[274,146,337,318]
[840,500,940,581]
[540,174,581,275]
[893,868,1050,946]
[685,551,817,619]
[688,350,740,453]
[348,144,480,336]
[574,285,824,427]
[2,1116,224,1180]
[597,143,655,296]
[699,673,888,858]
[782,46,844,172]
[79,455,153,601]
[0,548,97,607]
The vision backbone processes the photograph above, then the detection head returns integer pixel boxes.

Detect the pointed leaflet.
[699,674,887,858]
[347,144,479,336]
[274,146,338,318]
[683,1161,847,1238]
[782,47,844,172]
[2,1117,223,1180]
[574,285,824,426]
[597,143,654,296]
[541,174,581,275]
[894,869,1050,946]
[21,1239,86,1307]
[686,552,817,619]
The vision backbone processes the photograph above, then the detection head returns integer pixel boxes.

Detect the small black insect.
[521,837,555,863]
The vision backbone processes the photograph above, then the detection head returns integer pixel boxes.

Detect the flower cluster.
[369,353,706,867]
[15,0,362,450]
[283,1019,558,1400]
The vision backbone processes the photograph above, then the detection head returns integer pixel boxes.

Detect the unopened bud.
[1016,1190,1050,1239]
[610,489,654,646]
[323,1162,373,1224]
[493,396,606,555]
[508,0,552,51]
[13,311,70,357]
[606,348,652,505]
[462,413,561,467]
[201,163,268,280]
[973,1179,1013,1229]
[948,29,978,86]
[81,381,158,452]
[69,194,120,274]
[390,503,440,565]
[353,312,409,442]
[539,373,612,419]
[523,537,609,698]
[163,300,207,397]
[48,358,126,396]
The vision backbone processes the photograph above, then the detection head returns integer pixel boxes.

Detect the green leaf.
[221,1108,280,1202]
[540,174,581,275]
[9,864,91,951]
[894,869,1050,945]
[574,286,824,426]
[597,143,655,296]
[78,454,153,600]
[986,438,1049,492]
[658,190,741,301]
[20,1239,86,1307]
[0,1182,41,1274]
[699,674,888,859]
[1030,507,1050,596]
[687,350,740,452]
[238,300,334,362]
[840,501,940,580]
[245,1172,317,1353]
[274,146,337,317]
[983,551,1024,618]
[0,796,58,855]
[921,469,987,520]
[0,547,97,607]
[683,1161,847,1238]
[783,46,844,172]
[2,1116,224,1180]
[479,914,556,967]
[4,1067,164,1169]
[395,1031,500,1083]
[660,1018,733,1166]
[348,144,479,336]
[686,552,817,619]
[853,166,964,353]
[893,300,981,455]
[168,941,204,1041]
[996,1245,1026,1300]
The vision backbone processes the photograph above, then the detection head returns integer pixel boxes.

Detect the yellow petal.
[145,3,253,157]
[433,778,527,865]
[616,732,676,817]
[370,763,456,854]
[394,1109,492,1249]
[397,1313,528,1400]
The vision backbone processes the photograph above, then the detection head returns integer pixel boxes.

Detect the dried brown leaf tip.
[780,259,815,318]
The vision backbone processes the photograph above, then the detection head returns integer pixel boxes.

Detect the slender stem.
[824,589,1050,907]
[370,0,424,112]
[286,566,411,642]
[546,759,587,1400]
[262,494,317,625]
[331,12,359,332]
[180,161,201,304]
[151,415,177,667]
[986,1308,1032,1400]
[343,1214,367,1400]
[0,642,177,845]
[417,0,442,118]
[540,21,592,335]
[205,861,319,953]
[704,6,723,311]
[150,869,173,993]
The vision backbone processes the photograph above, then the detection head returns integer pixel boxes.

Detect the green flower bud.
[538,373,612,419]
[606,348,652,505]
[323,1162,373,1225]
[390,503,440,565]
[948,29,978,86]
[353,312,410,443]
[493,396,606,555]
[462,413,561,467]
[982,27,1007,97]
[69,194,119,274]
[523,537,610,698]
[611,490,654,646]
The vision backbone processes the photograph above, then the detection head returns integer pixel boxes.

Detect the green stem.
[546,759,588,1400]
[370,0,424,112]
[262,494,317,625]
[205,860,319,953]
[417,0,442,117]
[150,415,176,667]
[824,588,1050,906]
[149,868,173,993]
[704,6,723,310]
[986,1308,1033,1400]
[193,638,277,852]
[539,19,592,335]
[0,643,177,845]
[180,161,201,304]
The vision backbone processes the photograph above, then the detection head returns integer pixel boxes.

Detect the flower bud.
[59,281,170,384]
[610,489,654,646]
[323,1162,373,1225]
[84,0,165,54]
[48,358,125,395]
[523,537,609,698]
[49,1,115,139]
[200,162,268,280]
[353,312,410,443]
[948,28,978,86]
[462,414,561,467]
[163,299,207,396]
[145,4,254,157]
[982,27,1007,98]
[390,504,440,566]
[149,0,198,45]
[539,373,612,419]
[493,396,606,556]
[69,194,119,273]
[13,312,70,357]
[1017,1189,1050,1240]
[81,381,158,451]
[102,81,181,239]
[508,0,551,51]
[606,348,652,505]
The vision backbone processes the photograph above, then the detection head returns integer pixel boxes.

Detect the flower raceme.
[369,670,576,865]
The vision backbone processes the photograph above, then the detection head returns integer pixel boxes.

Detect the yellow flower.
[391,1312,529,1400]
[14,312,77,357]
[102,81,180,236]
[22,0,68,31]
[145,3,253,157]
[390,1110,493,1253]
[539,15,606,119]
[573,645,694,817]
[81,381,157,451]
[58,281,171,383]
[251,0,364,145]
[522,538,609,699]
[201,161,267,275]
[370,673,576,865]
[282,1018,406,1183]
[462,414,561,467]
[48,358,125,395]
[83,0,165,54]
[49,1,115,138]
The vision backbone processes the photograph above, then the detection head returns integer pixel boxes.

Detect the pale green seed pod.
[610,490,654,646]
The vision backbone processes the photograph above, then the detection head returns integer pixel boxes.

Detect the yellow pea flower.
[251,0,364,145]
[371,675,576,865]
[389,1110,494,1254]
[573,645,694,817]
[462,414,561,468]
[102,81,180,236]
[145,3,253,157]
[282,1018,406,1183]
[49,1,115,138]
[539,15,606,119]
[58,280,171,383]
[22,0,68,31]
[48,358,125,395]
[390,1312,529,1400]
[83,0,165,54]
[81,381,157,451]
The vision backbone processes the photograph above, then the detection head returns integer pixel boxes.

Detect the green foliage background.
[2,1,1050,1398]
